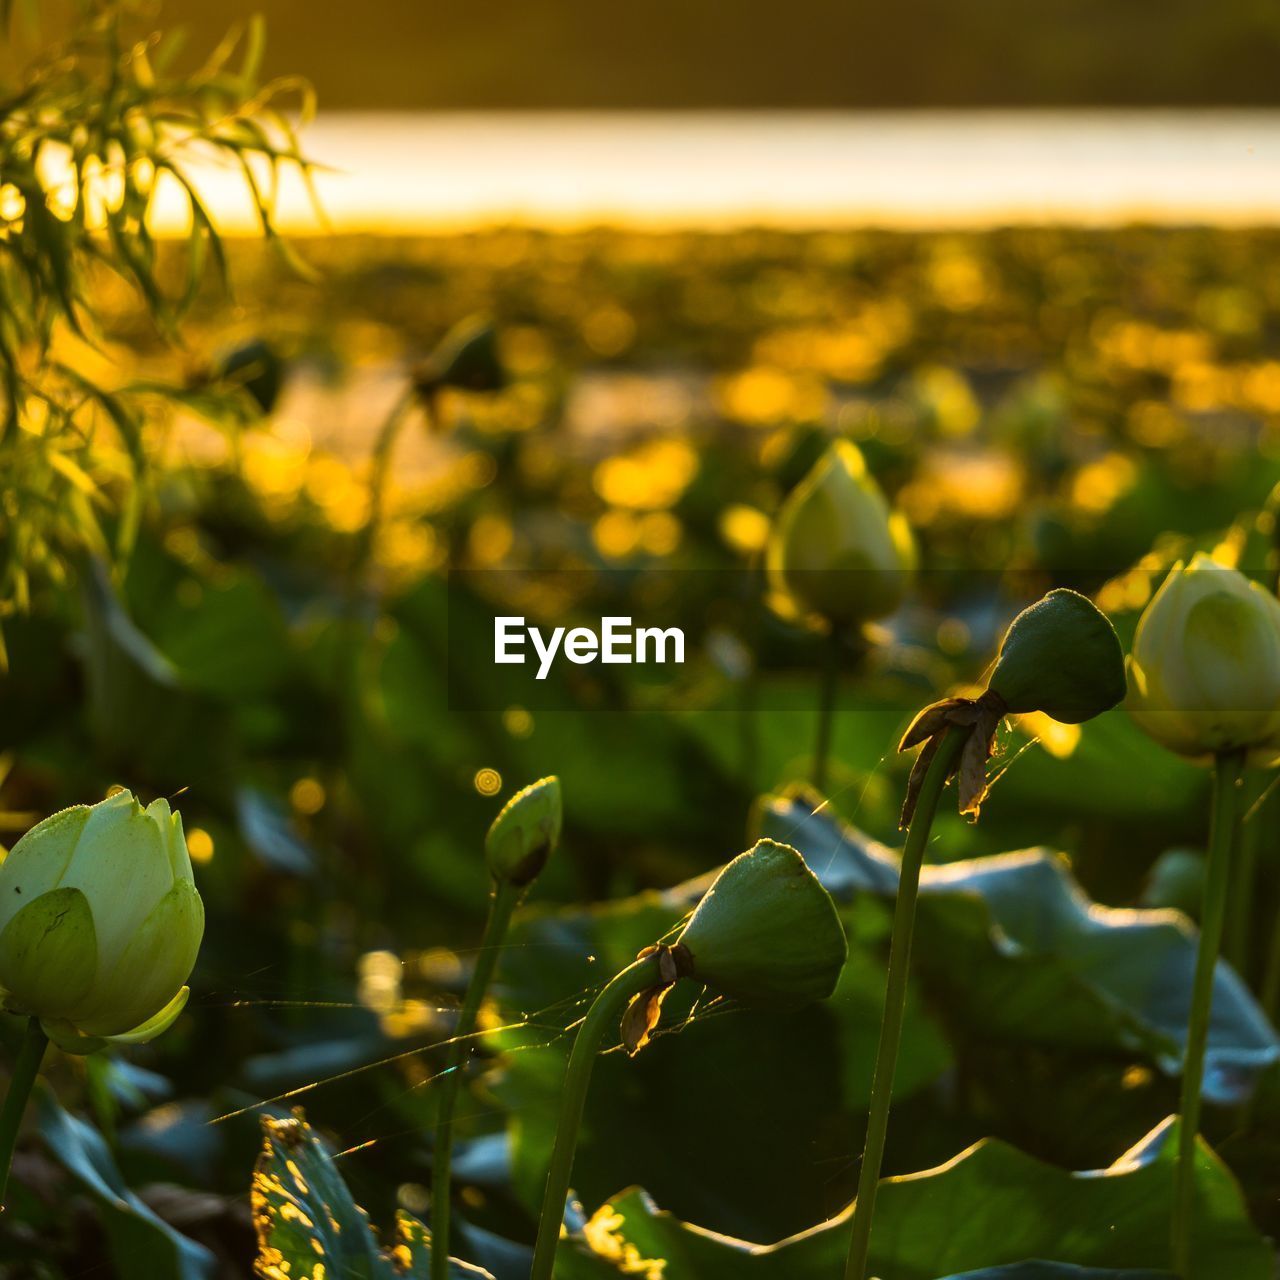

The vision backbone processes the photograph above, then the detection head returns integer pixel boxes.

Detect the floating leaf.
[556,1119,1266,1279]
[759,794,1280,1104]
[939,1266,1175,1280]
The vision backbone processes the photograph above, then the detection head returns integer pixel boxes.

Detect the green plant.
[844,589,1127,1280]
[766,439,915,791]
[1125,556,1280,1275]
[0,789,202,1203]
[530,838,847,1280]
[429,776,562,1280]
[0,0,311,648]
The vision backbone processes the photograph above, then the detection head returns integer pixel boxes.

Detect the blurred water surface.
[161,110,1280,233]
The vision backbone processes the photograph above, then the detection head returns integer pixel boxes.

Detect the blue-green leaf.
[759,794,1280,1104]
[37,1090,215,1280]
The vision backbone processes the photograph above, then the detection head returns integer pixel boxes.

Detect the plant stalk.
[1226,770,1264,977]
[1262,895,1280,1026]
[813,627,842,794]
[430,877,522,1280]
[1171,749,1245,1278]
[351,387,416,591]
[530,952,666,1280]
[843,726,964,1280]
[0,1018,48,1208]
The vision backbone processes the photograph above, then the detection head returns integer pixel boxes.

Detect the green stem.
[1171,749,1245,1279]
[1262,892,1280,1027]
[339,387,417,775]
[530,953,665,1280]
[351,387,416,590]
[813,628,841,794]
[1226,771,1264,977]
[739,666,759,791]
[843,726,964,1280]
[739,564,763,791]
[430,878,522,1280]
[0,1018,48,1208]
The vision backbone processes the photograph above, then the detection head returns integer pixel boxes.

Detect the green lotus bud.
[0,791,204,1052]
[485,777,562,887]
[765,441,916,627]
[673,839,847,1009]
[989,588,1127,721]
[1127,554,1280,761]
[414,317,506,397]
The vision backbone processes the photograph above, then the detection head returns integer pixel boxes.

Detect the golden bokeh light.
[289,778,327,816]
[592,438,699,510]
[474,768,503,796]
[186,827,215,864]
[1070,453,1137,516]
[502,706,535,738]
[719,503,771,556]
[1016,712,1083,760]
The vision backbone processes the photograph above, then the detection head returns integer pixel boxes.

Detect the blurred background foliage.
[5,3,1280,1279]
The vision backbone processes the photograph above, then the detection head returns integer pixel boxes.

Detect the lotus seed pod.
[415,317,506,396]
[674,839,847,1009]
[485,777,562,887]
[1127,554,1280,761]
[1140,848,1205,917]
[0,791,204,1052]
[900,588,1125,824]
[988,588,1126,722]
[213,338,284,415]
[765,441,916,628]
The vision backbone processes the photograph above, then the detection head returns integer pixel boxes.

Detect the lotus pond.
[8,110,1280,1277]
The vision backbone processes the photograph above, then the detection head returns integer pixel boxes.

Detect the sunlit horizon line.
[151,201,1280,237]
[143,108,1280,237]
[176,207,1280,236]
